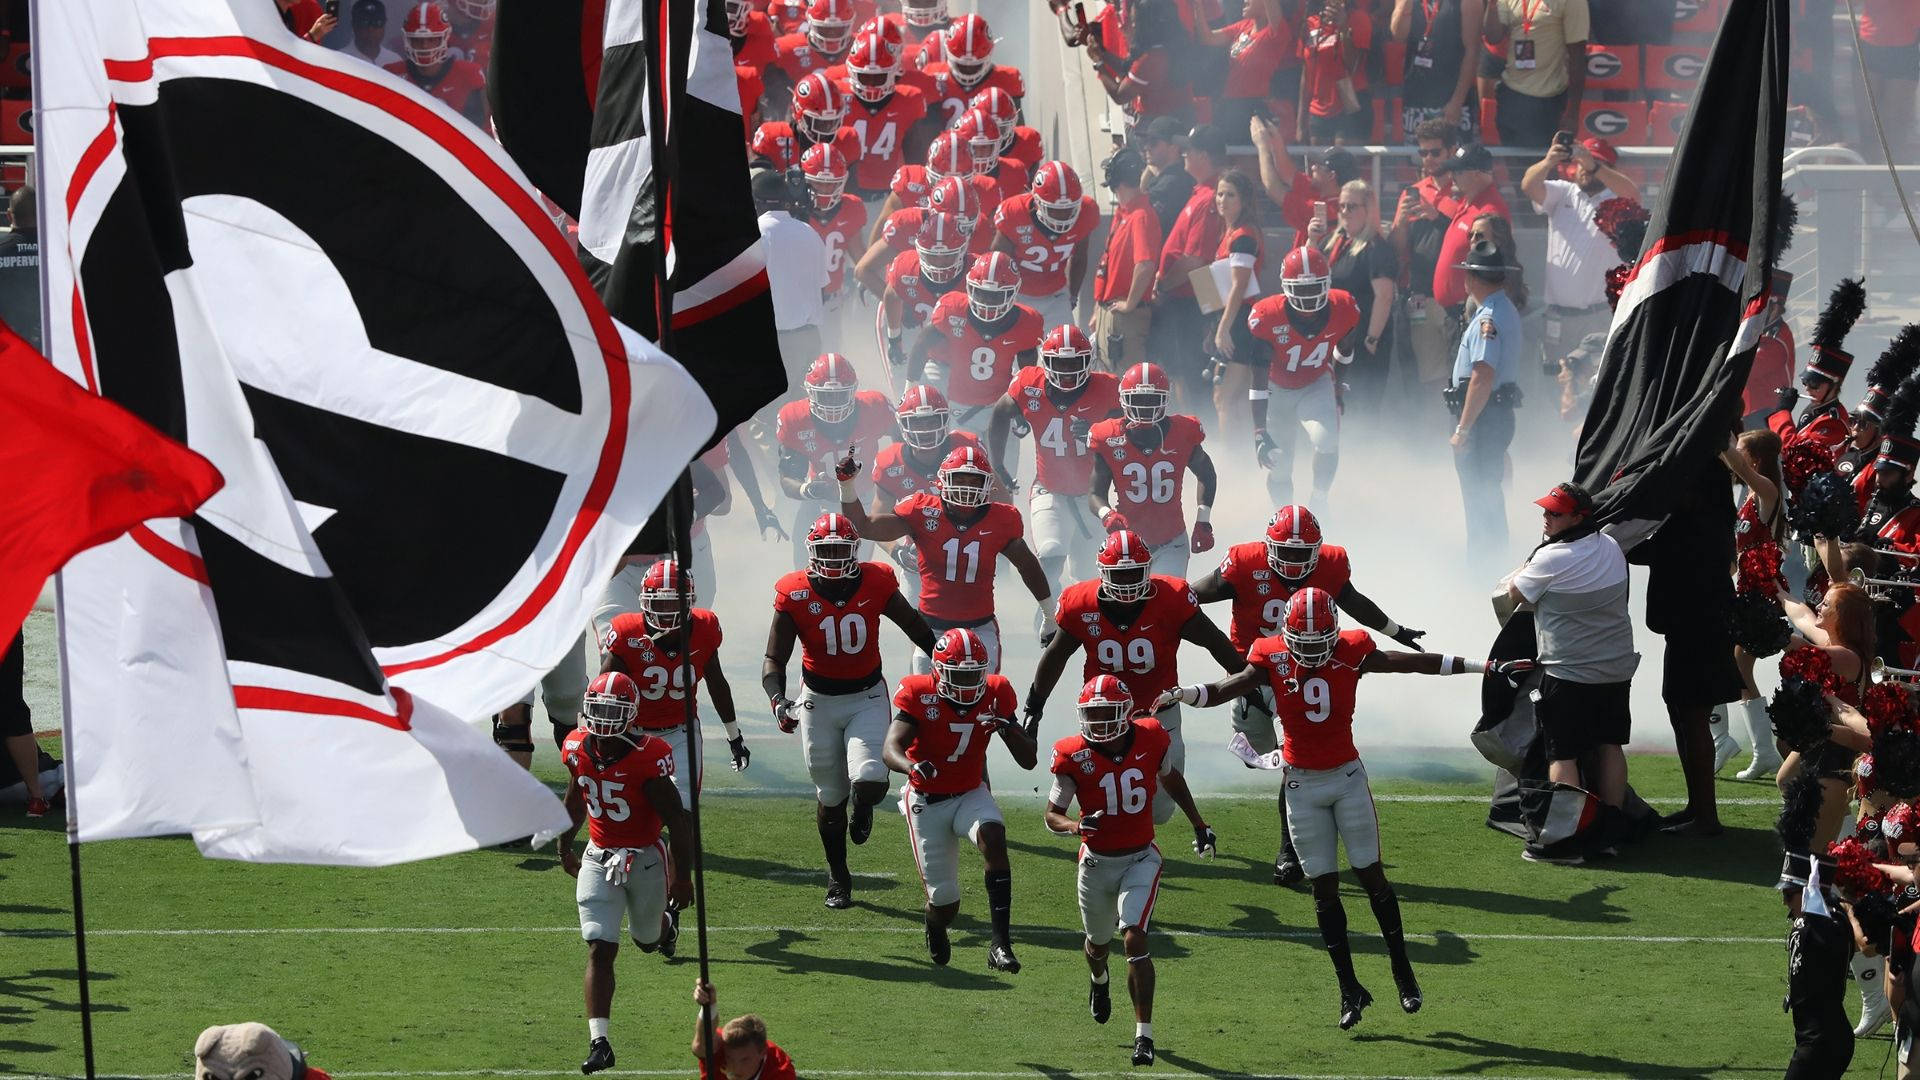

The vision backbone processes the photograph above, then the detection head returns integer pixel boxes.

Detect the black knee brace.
[492,719,534,754]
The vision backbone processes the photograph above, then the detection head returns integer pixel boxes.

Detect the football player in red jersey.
[867,384,984,591]
[990,324,1123,594]
[749,121,803,171]
[1027,530,1243,822]
[387,2,488,125]
[801,144,869,302]
[557,672,696,1076]
[899,0,949,64]
[600,559,750,806]
[952,105,1027,203]
[884,627,1038,971]
[1245,245,1360,513]
[775,353,896,561]
[1191,505,1424,884]
[789,72,865,162]
[768,0,856,102]
[1087,363,1218,580]
[727,0,779,71]
[839,30,934,201]
[837,443,1053,671]
[862,139,997,262]
[969,86,1044,179]
[765,513,938,909]
[922,13,1025,126]
[1160,588,1530,1030]
[445,0,494,68]
[764,0,810,36]
[913,252,1043,437]
[879,213,969,376]
[1043,675,1216,1068]
[992,161,1099,333]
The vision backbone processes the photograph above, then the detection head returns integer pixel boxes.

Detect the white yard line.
[12,1071,1680,1080]
[2,924,1778,945]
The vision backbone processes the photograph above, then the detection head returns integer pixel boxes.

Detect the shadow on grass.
[1348,1029,1731,1078]
[729,927,1013,989]
[1599,824,1782,886]
[703,849,904,894]
[1391,881,1631,924]
[0,969,126,1020]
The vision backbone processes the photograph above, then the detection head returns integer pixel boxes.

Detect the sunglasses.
[1337,202,1365,210]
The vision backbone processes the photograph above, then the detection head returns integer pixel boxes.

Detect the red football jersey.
[385,59,488,118]
[562,730,676,849]
[1216,542,1352,654]
[774,562,902,682]
[451,25,494,69]
[873,430,983,501]
[893,672,1019,793]
[895,492,1025,621]
[1087,415,1207,548]
[886,249,965,327]
[843,87,928,191]
[921,65,1026,126]
[775,390,895,499]
[735,10,778,69]
[992,193,1101,297]
[1005,367,1121,497]
[772,33,847,83]
[1049,716,1173,853]
[735,65,764,137]
[879,205,996,260]
[1248,628,1375,770]
[810,194,870,294]
[1246,291,1361,391]
[923,293,1042,407]
[1054,576,1199,708]
[1006,126,1044,173]
[602,610,724,731]
[890,163,938,207]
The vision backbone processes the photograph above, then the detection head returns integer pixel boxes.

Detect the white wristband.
[722,720,742,740]
[1249,388,1271,400]
[1444,656,1489,675]
[1192,684,1209,708]
[1382,620,1401,636]
[1195,505,1211,524]
[838,478,859,503]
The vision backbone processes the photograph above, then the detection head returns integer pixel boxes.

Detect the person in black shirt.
[1389,0,1482,143]
[1321,178,1398,414]
[1138,115,1196,233]
[0,183,38,352]
[1387,119,1458,412]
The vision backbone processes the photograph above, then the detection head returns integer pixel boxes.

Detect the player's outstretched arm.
[1004,538,1055,608]
[987,395,1020,486]
[1024,626,1081,728]
[865,193,904,251]
[1248,363,1276,466]
[884,589,939,654]
[763,613,801,732]
[1161,767,1215,856]
[1190,566,1233,605]
[1043,772,1086,836]
[882,714,921,776]
[856,238,894,298]
[1156,666,1266,712]
[994,709,1039,770]
[1361,650,1535,684]
[645,776,696,910]
[1181,609,1246,674]
[835,453,910,541]
[1335,582,1425,648]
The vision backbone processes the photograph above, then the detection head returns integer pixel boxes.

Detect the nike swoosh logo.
[1137,624,1154,630]
[856,601,872,608]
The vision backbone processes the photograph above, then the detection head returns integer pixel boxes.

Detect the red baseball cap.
[1535,482,1594,516]
[1580,136,1619,166]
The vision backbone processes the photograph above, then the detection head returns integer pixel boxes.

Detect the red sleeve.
[998,501,1025,540]
[892,679,919,716]
[1280,174,1315,233]
[1128,208,1161,267]
[1247,636,1278,667]
[895,493,921,518]
[1049,742,1076,777]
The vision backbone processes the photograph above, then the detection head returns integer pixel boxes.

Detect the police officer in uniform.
[1446,239,1523,577]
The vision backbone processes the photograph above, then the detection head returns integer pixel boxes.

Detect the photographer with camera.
[1521,133,1636,377]
[1092,147,1161,374]
[755,168,831,394]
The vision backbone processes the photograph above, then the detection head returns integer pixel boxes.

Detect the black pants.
[1453,398,1516,571]
[1785,912,1855,1080]
[1494,83,1566,150]
[1,631,26,739]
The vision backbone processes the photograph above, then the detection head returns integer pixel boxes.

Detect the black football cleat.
[1339,983,1373,1030]
[849,798,874,845]
[1394,968,1423,1013]
[1132,1036,1155,1066]
[926,921,951,966]
[581,1036,615,1075]
[1090,978,1112,1024]
[657,907,679,959]
[1273,848,1305,887]
[824,877,853,910]
[987,942,1021,973]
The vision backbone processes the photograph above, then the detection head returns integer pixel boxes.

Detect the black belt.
[927,613,995,631]
[801,669,885,695]
[1441,382,1522,416]
[914,788,964,804]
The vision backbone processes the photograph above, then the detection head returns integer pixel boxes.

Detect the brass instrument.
[1872,658,1920,685]
[1848,566,1920,601]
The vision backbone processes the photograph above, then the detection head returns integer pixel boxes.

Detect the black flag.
[490,0,786,440]
[1572,0,1789,525]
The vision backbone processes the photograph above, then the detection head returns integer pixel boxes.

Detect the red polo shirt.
[1156,181,1223,299]
[1095,193,1162,305]
[1431,183,1510,308]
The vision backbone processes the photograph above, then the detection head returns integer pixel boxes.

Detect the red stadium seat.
[1583,45,1642,92]
[1578,100,1648,144]
[1648,100,1688,146]
[1644,46,1709,91]
[1383,41,1405,87]
[0,99,29,146]
[1672,0,1722,35]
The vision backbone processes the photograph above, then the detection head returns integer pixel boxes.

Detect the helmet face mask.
[1042,350,1089,391]
[898,391,950,450]
[847,33,898,101]
[402,3,452,66]
[801,145,848,210]
[639,561,691,630]
[933,629,990,705]
[1281,247,1331,314]
[1077,677,1133,743]
[965,253,1020,323]
[902,0,947,28]
[581,674,640,739]
[1283,588,1340,668]
[1285,624,1337,667]
[1098,564,1150,603]
[1266,541,1319,581]
[915,214,966,283]
[1120,383,1167,425]
[1264,505,1322,581]
[939,465,991,507]
[1032,162,1085,233]
[725,0,749,33]
[805,353,858,424]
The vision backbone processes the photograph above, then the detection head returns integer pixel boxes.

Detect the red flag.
[0,321,223,637]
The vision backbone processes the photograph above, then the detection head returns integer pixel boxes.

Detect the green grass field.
[1,736,1882,1080]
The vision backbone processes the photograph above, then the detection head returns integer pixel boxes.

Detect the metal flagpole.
[29,0,99,1073]
[639,0,721,1072]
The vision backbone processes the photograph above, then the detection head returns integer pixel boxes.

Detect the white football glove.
[603,847,636,886]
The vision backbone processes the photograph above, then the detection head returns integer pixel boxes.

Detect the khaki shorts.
[1283,759,1380,878]
[1077,842,1164,945]
[1404,294,1457,387]
[1093,302,1151,373]
[901,784,1005,905]
[577,840,668,944]
[798,683,891,806]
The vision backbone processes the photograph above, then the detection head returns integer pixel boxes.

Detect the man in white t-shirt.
[1520,136,1639,375]
[1502,482,1637,838]
[755,170,831,393]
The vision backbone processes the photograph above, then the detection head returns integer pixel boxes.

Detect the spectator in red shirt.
[1193,0,1297,141]
[1092,147,1163,373]
[1390,118,1463,397]
[1085,0,1197,127]
[1430,142,1508,313]
[1860,0,1919,165]
[275,0,333,41]
[1297,0,1371,144]
[693,981,798,1080]
[1152,124,1230,418]
[1250,118,1360,249]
